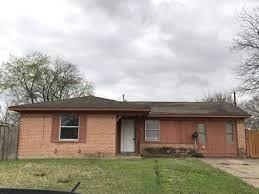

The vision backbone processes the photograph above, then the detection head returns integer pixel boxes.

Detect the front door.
[120,119,135,152]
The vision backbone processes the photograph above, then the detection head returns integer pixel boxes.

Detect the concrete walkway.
[201,158,259,188]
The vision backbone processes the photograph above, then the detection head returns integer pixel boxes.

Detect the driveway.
[201,158,259,188]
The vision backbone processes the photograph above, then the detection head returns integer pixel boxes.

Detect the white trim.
[60,126,78,128]
[59,113,80,141]
[145,120,160,141]
[59,138,78,142]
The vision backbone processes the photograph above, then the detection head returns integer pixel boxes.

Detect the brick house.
[9,96,250,158]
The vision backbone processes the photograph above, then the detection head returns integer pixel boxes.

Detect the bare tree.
[240,96,259,129]
[0,100,20,126]
[201,91,234,103]
[233,8,259,94]
[0,52,94,104]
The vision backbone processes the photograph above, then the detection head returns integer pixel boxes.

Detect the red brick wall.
[18,113,246,158]
[18,113,117,159]
[137,118,244,157]
[198,121,237,157]
[137,119,196,153]
[236,119,246,157]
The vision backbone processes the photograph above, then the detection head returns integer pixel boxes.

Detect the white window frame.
[59,114,80,141]
[145,120,160,141]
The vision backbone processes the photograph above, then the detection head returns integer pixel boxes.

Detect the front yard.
[0,158,258,194]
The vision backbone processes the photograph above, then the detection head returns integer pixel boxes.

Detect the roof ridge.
[56,95,120,102]
[10,95,122,107]
[88,95,123,103]
[129,101,233,104]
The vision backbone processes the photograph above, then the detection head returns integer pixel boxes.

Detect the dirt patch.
[201,158,259,188]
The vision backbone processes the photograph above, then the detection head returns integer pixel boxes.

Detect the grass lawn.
[0,158,258,194]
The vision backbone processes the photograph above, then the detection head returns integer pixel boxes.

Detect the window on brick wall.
[225,122,234,144]
[60,113,79,140]
[198,123,206,144]
[145,120,160,141]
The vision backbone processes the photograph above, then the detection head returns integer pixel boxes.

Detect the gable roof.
[129,101,250,117]
[9,96,250,117]
[8,96,150,112]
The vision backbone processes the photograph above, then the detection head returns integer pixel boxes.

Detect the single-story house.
[9,96,250,158]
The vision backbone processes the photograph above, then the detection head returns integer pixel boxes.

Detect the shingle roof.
[9,96,250,117]
[9,96,149,111]
[128,102,250,117]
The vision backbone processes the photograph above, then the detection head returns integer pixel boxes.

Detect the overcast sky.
[0,0,258,104]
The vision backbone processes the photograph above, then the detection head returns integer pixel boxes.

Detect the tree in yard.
[201,91,234,103]
[0,52,94,104]
[240,96,259,129]
[233,7,259,94]
[0,100,20,126]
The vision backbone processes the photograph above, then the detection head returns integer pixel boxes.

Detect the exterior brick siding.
[137,118,246,157]
[18,113,116,159]
[18,113,247,158]
[236,119,247,157]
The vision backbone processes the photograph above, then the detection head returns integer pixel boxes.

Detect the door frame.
[120,119,136,153]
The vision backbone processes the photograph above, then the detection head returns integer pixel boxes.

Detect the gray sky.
[0,0,258,103]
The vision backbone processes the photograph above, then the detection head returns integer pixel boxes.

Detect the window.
[198,123,206,144]
[145,120,160,141]
[60,113,79,140]
[225,122,234,144]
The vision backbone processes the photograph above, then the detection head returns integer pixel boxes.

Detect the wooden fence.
[246,130,259,158]
[0,124,18,160]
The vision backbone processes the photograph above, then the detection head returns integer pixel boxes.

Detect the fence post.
[0,126,4,160]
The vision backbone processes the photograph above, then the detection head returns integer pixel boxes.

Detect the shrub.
[191,152,204,158]
[143,147,197,157]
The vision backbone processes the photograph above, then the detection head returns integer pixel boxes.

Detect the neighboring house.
[9,96,250,159]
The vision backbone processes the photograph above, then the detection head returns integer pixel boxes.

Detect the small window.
[198,123,206,144]
[60,113,79,140]
[145,120,160,141]
[225,122,234,144]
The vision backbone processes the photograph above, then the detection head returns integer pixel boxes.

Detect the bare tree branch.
[240,96,259,129]
[201,91,234,103]
[233,7,259,94]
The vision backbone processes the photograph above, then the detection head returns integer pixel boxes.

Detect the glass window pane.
[199,134,206,144]
[146,120,159,130]
[198,123,206,133]
[60,127,78,139]
[61,114,79,126]
[226,134,234,143]
[225,122,233,134]
[145,130,159,141]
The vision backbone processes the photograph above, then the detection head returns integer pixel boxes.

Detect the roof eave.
[8,107,151,112]
[148,114,251,118]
